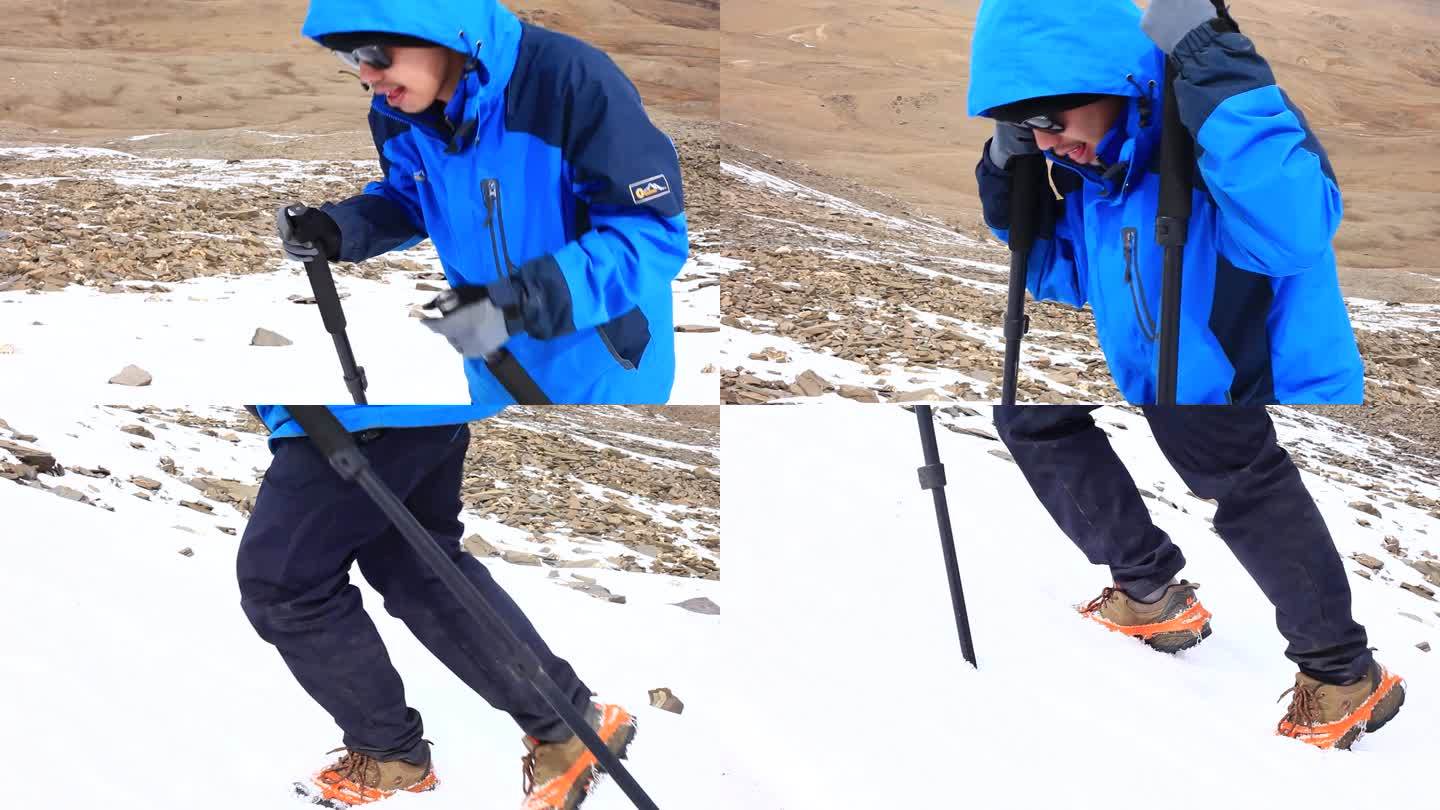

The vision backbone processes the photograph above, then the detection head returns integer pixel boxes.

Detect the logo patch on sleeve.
[628,173,672,205]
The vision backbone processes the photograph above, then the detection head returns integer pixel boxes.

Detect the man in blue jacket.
[277,0,689,405]
[969,0,1363,404]
[238,406,638,809]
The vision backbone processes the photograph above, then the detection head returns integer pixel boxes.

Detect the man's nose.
[1033,130,1061,151]
[358,63,384,84]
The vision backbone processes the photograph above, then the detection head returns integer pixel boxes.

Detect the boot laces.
[323,747,381,788]
[521,738,540,795]
[1081,587,1119,615]
[1277,682,1322,731]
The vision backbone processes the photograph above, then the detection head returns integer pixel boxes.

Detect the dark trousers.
[237,424,590,761]
[994,405,1371,684]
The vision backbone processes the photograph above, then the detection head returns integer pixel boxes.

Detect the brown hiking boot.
[1078,580,1212,653]
[520,702,637,810]
[294,746,439,807]
[1276,661,1406,750]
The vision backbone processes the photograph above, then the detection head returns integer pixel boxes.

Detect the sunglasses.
[333,44,392,71]
[1017,113,1066,133]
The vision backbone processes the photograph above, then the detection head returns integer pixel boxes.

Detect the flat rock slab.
[108,365,153,386]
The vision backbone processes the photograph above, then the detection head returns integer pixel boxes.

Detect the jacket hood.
[302,0,522,113]
[967,0,1162,118]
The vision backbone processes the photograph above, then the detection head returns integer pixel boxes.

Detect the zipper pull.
[481,178,498,226]
[1123,228,1137,282]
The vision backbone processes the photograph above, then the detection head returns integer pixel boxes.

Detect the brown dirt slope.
[722,0,1440,301]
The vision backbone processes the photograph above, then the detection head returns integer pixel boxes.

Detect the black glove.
[988,122,1041,170]
[276,204,342,263]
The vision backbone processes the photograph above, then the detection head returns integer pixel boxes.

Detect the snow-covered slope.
[0,403,769,809]
[723,403,1439,809]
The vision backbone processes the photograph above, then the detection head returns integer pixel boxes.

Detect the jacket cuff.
[482,276,529,337]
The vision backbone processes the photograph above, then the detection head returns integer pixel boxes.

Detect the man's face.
[1030,96,1126,165]
[357,46,460,114]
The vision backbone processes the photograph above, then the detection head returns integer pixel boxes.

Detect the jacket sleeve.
[486,51,688,339]
[320,108,429,263]
[1170,23,1342,276]
[975,145,1087,309]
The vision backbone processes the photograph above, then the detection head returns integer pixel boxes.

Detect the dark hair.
[986,93,1109,123]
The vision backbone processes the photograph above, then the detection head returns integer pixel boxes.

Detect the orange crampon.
[299,748,439,807]
[1276,664,1406,750]
[1078,582,1213,653]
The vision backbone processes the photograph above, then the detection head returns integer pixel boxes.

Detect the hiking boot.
[1078,580,1212,653]
[294,745,439,807]
[1276,661,1406,750]
[520,702,638,810]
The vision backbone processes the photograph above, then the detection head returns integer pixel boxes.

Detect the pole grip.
[303,257,348,335]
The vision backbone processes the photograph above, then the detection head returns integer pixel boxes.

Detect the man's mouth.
[381,87,406,105]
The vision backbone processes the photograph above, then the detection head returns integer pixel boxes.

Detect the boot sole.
[292,763,438,808]
[1336,678,1406,751]
[1144,621,1212,655]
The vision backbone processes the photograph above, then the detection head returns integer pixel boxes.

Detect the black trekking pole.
[912,405,977,668]
[1153,55,1192,406]
[293,208,550,405]
[301,253,369,405]
[1155,3,1239,404]
[1000,153,1049,406]
[285,405,660,810]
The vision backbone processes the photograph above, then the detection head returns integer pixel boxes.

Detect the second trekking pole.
[285,405,661,810]
[1154,54,1192,406]
[1000,152,1049,406]
[301,249,369,405]
[912,404,977,668]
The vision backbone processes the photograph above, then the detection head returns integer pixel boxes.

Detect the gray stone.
[1401,583,1436,601]
[250,327,293,347]
[502,550,543,566]
[648,687,685,714]
[795,369,829,397]
[463,534,499,557]
[1353,553,1385,571]
[556,558,610,569]
[0,440,56,472]
[672,597,720,615]
[121,425,155,440]
[108,365,153,387]
[49,485,90,503]
[1349,500,1382,518]
[1408,559,1440,588]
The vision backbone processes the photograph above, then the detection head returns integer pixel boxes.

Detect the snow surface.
[0,257,719,405]
[723,403,1438,809]
[0,403,769,809]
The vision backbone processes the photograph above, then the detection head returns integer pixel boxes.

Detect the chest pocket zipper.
[481,178,518,280]
[1123,227,1159,342]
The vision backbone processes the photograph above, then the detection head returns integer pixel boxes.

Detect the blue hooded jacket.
[253,404,504,444]
[302,0,688,405]
[968,0,1363,404]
